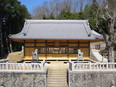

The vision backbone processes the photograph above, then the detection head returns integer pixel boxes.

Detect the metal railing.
[69,61,116,71]
[0,60,45,72]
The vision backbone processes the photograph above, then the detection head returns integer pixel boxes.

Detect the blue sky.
[18,0,87,14]
[18,0,49,13]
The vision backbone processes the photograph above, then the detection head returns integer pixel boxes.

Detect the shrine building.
[10,20,103,61]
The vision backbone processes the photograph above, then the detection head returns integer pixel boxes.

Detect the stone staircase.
[47,68,67,87]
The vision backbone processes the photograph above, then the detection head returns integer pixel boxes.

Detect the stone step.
[47,64,67,87]
[48,76,66,78]
[50,75,66,78]
[48,73,66,75]
[48,76,66,79]
[48,72,66,74]
[48,71,66,72]
[49,69,66,70]
[48,85,67,86]
[47,83,67,87]
[48,79,66,82]
[47,81,66,84]
[49,74,66,76]
[49,70,66,72]
[48,78,66,80]
[47,85,67,87]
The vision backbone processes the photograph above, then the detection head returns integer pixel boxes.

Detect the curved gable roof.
[10,20,103,40]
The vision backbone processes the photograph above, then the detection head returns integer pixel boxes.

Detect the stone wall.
[68,70,116,87]
[0,71,46,87]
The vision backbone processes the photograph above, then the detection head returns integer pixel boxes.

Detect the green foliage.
[57,10,77,20]
[83,3,99,31]
[88,17,97,30]
[100,49,108,54]
[76,11,84,19]
[0,0,31,56]
[1,0,115,58]
[46,13,55,19]
[45,3,101,33]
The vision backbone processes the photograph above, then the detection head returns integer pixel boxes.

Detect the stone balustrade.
[69,61,116,71]
[0,60,45,72]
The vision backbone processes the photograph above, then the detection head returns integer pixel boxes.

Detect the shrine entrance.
[10,20,103,61]
[24,40,90,60]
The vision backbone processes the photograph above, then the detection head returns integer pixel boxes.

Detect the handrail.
[69,61,116,71]
[0,60,45,71]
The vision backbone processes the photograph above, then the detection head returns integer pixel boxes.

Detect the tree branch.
[101,29,110,47]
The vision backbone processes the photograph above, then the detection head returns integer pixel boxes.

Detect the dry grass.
[7,51,23,63]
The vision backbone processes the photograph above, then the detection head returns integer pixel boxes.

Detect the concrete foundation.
[68,70,116,87]
[0,71,46,87]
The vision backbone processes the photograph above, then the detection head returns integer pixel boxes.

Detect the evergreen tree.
[0,0,31,58]
[57,10,76,19]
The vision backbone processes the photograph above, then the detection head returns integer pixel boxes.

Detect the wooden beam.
[78,41,80,49]
[34,40,36,49]
[25,46,89,48]
[25,42,54,44]
[89,41,90,58]
[25,42,90,44]
[32,53,77,54]
[67,40,69,59]
[24,40,25,58]
[60,42,89,44]
[45,40,47,59]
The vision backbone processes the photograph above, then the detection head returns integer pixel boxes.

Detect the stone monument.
[77,49,84,61]
[32,49,39,63]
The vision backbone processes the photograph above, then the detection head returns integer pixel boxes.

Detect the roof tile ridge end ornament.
[91,30,103,38]
[83,20,91,37]
[23,20,30,36]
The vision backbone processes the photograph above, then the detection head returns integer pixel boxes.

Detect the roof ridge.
[83,21,91,36]
[25,19,88,23]
[22,21,30,36]
[9,20,103,41]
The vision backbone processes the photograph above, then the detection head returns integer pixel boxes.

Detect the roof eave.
[11,38,103,42]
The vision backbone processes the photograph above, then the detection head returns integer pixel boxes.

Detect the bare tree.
[49,0,62,17]
[32,0,87,19]
[32,6,47,19]
[78,0,84,11]
[97,0,116,62]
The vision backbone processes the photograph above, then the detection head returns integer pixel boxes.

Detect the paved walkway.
[46,61,68,87]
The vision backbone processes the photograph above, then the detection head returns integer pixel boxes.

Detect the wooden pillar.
[78,41,80,49]
[45,40,47,60]
[89,41,90,58]
[34,40,36,49]
[67,40,69,60]
[23,41,25,59]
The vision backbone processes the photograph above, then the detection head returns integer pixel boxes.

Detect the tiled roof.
[10,20,103,40]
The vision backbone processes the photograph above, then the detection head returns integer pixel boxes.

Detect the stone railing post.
[69,61,74,71]
[41,59,45,71]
